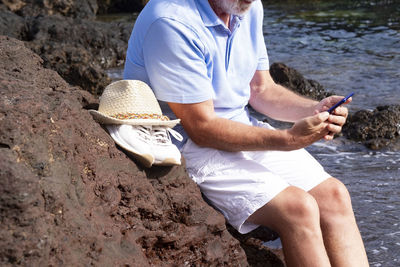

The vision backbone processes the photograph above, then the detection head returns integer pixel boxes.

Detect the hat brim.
[89,110,180,128]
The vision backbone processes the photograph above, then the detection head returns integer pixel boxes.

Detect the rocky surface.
[228,226,284,267]
[1,0,149,19]
[25,14,133,95]
[1,0,98,19]
[269,62,334,100]
[0,8,28,40]
[0,36,259,266]
[0,3,133,95]
[97,0,149,14]
[343,105,400,150]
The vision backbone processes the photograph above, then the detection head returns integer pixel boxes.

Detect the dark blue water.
[263,1,400,111]
[106,1,400,265]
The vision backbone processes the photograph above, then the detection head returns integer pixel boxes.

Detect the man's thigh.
[247,147,331,192]
[182,137,330,233]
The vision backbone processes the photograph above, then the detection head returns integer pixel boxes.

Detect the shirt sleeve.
[255,0,269,70]
[142,18,214,104]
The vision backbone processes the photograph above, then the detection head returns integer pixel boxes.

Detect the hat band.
[110,112,170,121]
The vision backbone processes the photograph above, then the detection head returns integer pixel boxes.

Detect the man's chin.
[233,1,254,15]
[214,0,254,16]
[233,6,252,15]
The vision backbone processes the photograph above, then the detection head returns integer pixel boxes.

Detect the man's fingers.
[308,112,330,136]
[327,123,342,134]
[317,95,352,114]
[328,113,346,126]
[331,106,348,118]
[329,95,345,104]
[314,111,329,124]
[324,134,334,141]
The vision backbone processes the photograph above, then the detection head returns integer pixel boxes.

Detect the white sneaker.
[151,126,183,166]
[106,124,154,168]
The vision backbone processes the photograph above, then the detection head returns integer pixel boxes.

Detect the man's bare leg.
[247,186,331,267]
[309,177,369,267]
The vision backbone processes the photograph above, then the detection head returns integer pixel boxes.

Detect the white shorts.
[182,121,331,234]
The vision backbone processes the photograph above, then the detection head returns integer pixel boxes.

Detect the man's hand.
[315,95,351,115]
[314,95,351,140]
[286,112,330,150]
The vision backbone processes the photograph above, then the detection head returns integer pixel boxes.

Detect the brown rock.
[0,36,254,266]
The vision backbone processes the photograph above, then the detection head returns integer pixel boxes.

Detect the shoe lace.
[152,126,183,144]
[135,125,153,141]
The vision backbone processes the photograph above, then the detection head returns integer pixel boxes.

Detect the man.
[123,0,369,266]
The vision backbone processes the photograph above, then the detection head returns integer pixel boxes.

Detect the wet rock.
[0,36,254,266]
[269,62,333,100]
[343,105,400,150]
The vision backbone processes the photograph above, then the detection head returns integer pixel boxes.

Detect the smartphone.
[327,92,354,113]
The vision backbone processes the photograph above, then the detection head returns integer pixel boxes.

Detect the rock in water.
[270,62,333,100]
[343,105,400,150]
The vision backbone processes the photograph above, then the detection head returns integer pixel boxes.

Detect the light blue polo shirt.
[123,0,269,147]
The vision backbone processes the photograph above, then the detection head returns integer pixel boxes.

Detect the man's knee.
[279,187,321,228]
[249,186,321,233]
[310,177,354,220]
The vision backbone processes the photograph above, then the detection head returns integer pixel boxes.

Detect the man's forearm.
[182,113,330,152]
[185,116,293,152]
[250,82,318,122]
[249,70,318,122]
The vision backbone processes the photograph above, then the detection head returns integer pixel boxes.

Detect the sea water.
[263,1,399,265]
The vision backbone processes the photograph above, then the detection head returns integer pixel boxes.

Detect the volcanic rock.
[0,8,28,40]
[97,0,148,14]
[343,105,400,149]
[269,62,333,100]
[24,14,133,95]
[0,35,254,266]
[0,5,133,95]
[1,0,98,20]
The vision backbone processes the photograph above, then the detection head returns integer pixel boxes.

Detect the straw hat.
[89,80,180,128]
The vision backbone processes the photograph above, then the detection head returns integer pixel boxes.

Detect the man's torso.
[123,0,269,147]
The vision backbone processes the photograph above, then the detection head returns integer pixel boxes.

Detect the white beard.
[214,0,254,16]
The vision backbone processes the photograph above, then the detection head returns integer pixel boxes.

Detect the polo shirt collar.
[195,0,244,28]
